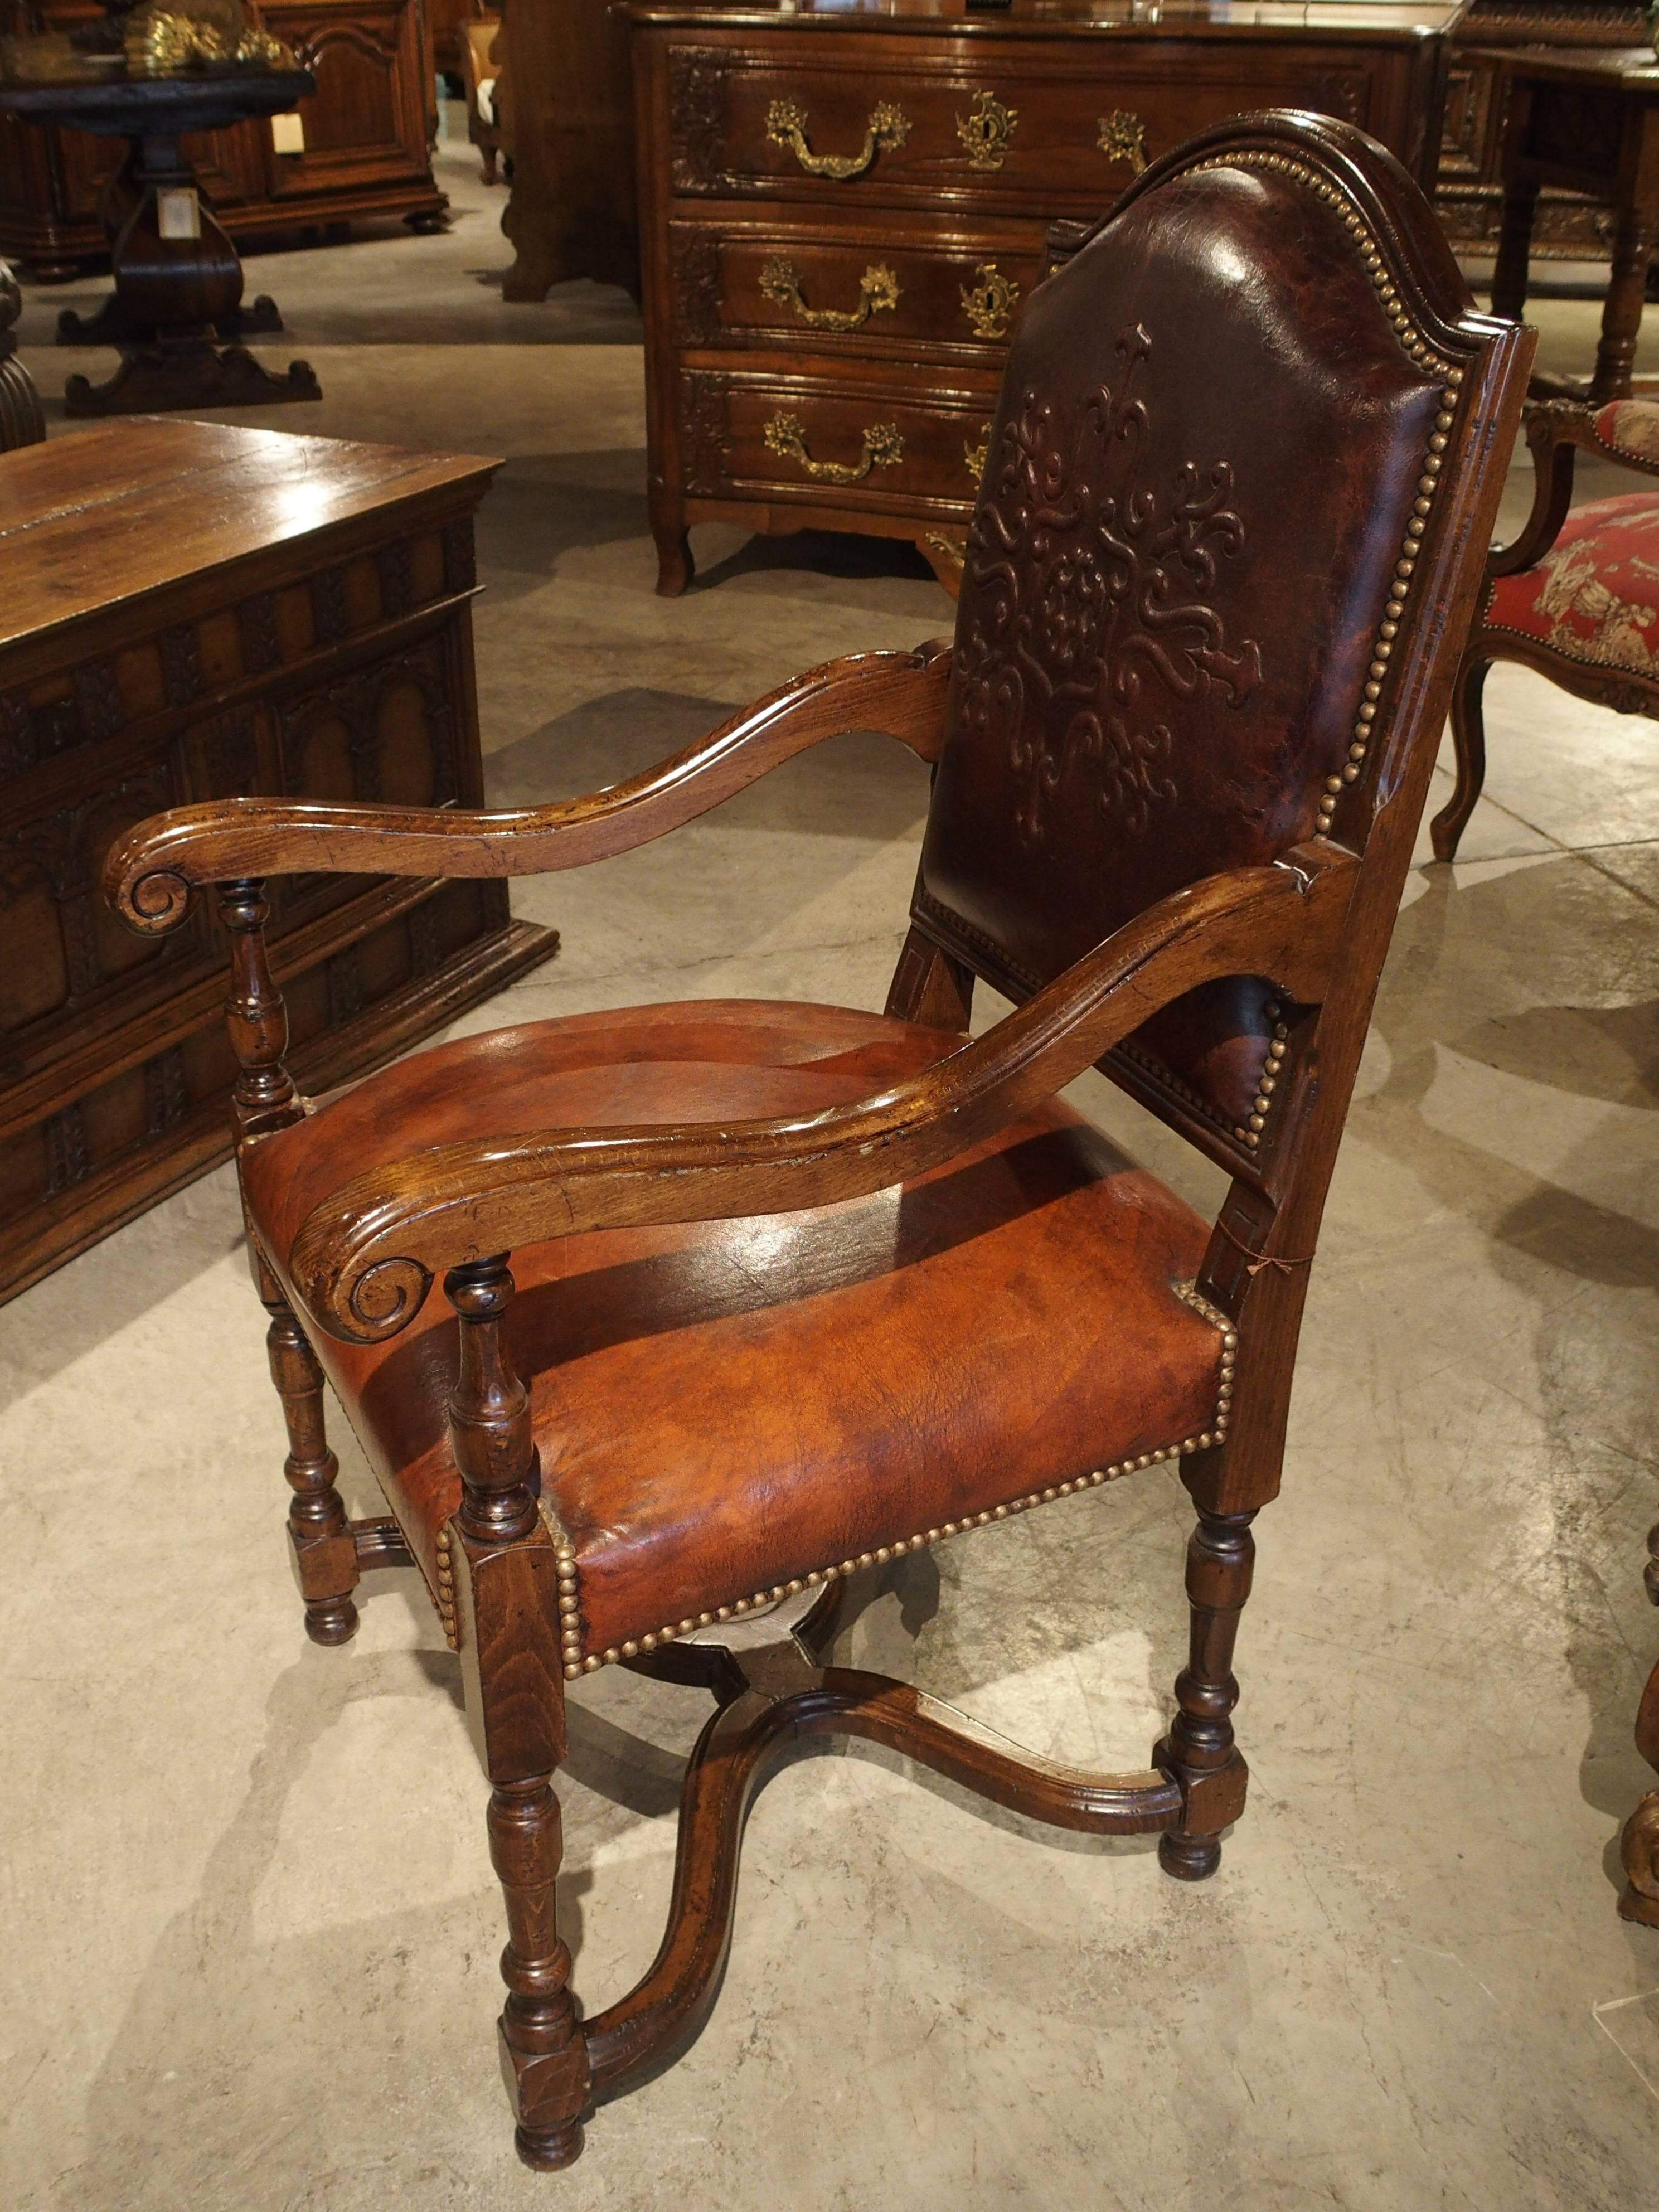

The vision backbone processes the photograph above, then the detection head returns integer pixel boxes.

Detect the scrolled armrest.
[1492,397,1659,581]
[104,639,953,934]
[290,844,1359,1343]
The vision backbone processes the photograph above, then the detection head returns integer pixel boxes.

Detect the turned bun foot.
[515,2121,585,2171]
[1158,1830,1223,1882]
[304,1594,360,1646]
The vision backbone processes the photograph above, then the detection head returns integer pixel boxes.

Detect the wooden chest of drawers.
[629,0,1464,594]
[0,420,555,1303]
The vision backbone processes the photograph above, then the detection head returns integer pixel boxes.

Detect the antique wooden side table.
[0,62,322,414]
[1484,44,1659,401]
[0,418,557,1303]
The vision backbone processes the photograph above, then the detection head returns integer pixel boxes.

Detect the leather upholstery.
[244,1001,1226,1663]
[919,153,1447,1139]
[1485,492,1659,678]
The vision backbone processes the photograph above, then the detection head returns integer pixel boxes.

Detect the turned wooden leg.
[489,1776,587,2169]
[265,1298,359,1645]
[1592,205,1656,406]
[1157,1506,1255,1881]
[1490,174,1537,328]
[1430,651,1490,864]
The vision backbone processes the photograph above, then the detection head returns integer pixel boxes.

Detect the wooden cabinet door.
[261,0,435,198]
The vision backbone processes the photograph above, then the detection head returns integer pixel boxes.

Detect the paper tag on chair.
[271,112,305,155]
[157,188,201,241]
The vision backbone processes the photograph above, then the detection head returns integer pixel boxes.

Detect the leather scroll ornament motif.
[954,324,1261,845]
[765,98,910,180]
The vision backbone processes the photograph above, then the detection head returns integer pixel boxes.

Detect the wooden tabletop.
[1467,45,1659,90]
[625,0,1466,38]
[0,419,501,653]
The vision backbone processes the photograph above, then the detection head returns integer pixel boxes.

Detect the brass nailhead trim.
[434,1522,459,1652]
[561,1282,1239,1681]
[1186,150,1463,841]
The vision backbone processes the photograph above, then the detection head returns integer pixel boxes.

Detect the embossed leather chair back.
[919,120,1469,1164]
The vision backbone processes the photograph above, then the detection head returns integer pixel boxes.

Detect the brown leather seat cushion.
[244,1000,1227,1666]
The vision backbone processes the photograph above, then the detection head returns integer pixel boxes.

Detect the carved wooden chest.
[628,0,1464,594]
[0,419,555,1303]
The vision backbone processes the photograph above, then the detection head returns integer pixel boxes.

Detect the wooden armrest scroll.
[105,641,953,934]
[290,844,1358,1345]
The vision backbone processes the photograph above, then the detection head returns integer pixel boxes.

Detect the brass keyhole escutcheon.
[955,90,1018,172]
[964,421,992,483]
[959,262,1020,341]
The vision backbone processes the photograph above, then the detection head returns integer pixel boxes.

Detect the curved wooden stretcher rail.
[583,1638,1192,2107]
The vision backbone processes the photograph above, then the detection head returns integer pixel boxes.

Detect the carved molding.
[680,372,729,497]
[671,229,722,344]
[668,46,730,193]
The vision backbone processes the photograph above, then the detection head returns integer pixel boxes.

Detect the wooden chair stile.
[103,111,1533,2170]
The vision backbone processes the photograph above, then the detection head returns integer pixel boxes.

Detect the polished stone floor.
[4,118,1658,2212]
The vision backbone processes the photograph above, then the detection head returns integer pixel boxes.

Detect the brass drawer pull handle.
[759,258,901,331]
[765,98,910,180]
[764,410,905,483]
[959,262,1020,340]
[957,89,1018,171]
[965,421,991,483]
[1098,110,1149,173]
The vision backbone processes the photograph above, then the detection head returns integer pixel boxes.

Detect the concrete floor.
[4,114,1659,2212]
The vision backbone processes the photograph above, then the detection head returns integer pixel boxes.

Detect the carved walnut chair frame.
[105,114,1531,2171]
[1431,395,1659,862]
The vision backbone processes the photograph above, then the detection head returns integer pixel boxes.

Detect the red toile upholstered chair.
[104,112,1531,2171]
[1431,395,1659,861]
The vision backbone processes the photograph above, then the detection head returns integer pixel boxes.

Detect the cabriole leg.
[1157,1506,1257,1881]
[264,1296,359,1645]
[489,1776,587,2169]
[1429,652,1490,864]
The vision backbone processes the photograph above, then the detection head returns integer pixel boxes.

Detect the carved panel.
[0,662,125,783]
[278,638,459,809]
[680,371,730,497]
[160,625,203,707]
[955,325,1260,847]
[377,539,414,619]
[311,569,350,646]
[668,46,731,193]
[239,593,284,674]
[143,1047,188,1134]
[442,520,477,594]
[671,229,723,345]
[45,1103,89,1194]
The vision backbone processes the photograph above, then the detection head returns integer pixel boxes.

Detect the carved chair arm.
[289,845,1359,1344]
[104,642,953,933]
[1490,398,1659,579]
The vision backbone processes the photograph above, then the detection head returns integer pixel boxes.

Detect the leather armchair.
[104,111,1533,2171]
